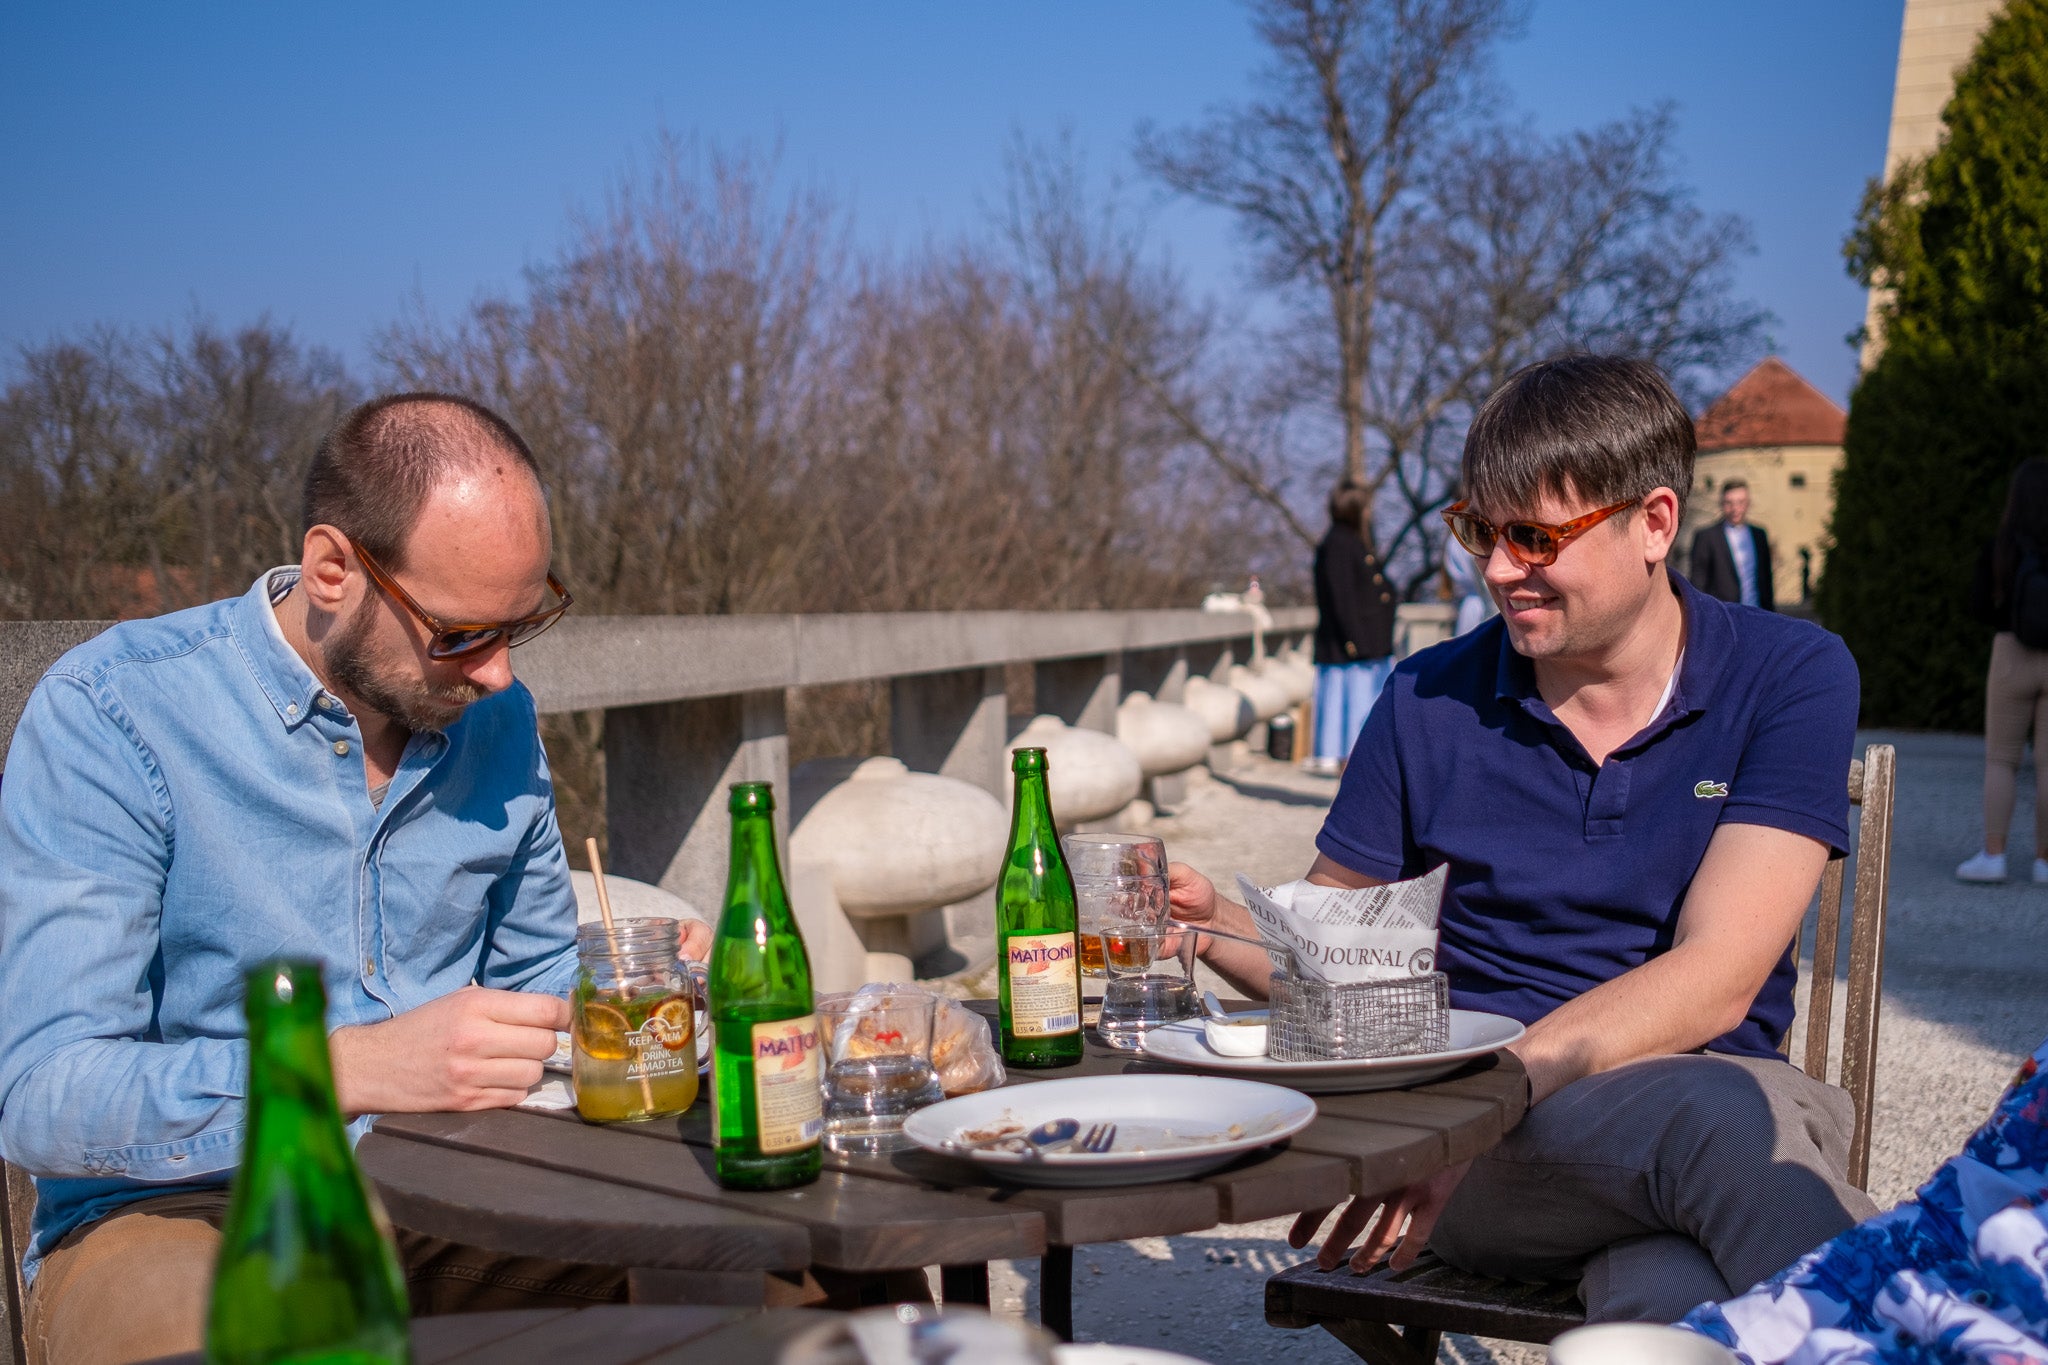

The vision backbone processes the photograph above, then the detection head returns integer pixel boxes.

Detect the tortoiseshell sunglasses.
[348,536,572,659]
[1441,498,1638,568]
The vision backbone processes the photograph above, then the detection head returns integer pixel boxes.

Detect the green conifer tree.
[1820,0,2048,728]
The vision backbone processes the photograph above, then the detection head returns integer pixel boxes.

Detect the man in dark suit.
[1689,478,1775,611]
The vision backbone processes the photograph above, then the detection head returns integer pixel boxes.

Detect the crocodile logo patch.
[1694,780,1730,799]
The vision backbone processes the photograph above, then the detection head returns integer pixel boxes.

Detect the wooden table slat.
[631,1308,841,1365]
[432,1304,751,1365]
[375,1109,1045,1271]
[415,1310,583,1364]
[361,1133,809,1273]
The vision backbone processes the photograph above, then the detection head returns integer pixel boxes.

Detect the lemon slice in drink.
[577,1001,633,1061]
[645,996,694,1051]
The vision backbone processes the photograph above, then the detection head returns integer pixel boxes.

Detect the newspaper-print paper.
[1234,865,1447,983]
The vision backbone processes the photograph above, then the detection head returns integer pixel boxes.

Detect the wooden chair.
[1265,743,1898,1364]
[1,1160,34,1365]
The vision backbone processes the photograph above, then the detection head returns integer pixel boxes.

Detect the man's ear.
[1639,488,1682,563]
[300,525,354,613]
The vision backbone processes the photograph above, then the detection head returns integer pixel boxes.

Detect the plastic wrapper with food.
[830,982,1006,1096]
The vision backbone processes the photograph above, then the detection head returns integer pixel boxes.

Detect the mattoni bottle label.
[1005,931,1081,1037]
[751,1014,825,1153]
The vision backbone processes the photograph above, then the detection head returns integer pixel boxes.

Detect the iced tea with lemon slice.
[571,918,700,1122]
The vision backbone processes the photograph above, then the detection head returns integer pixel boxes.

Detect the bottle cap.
[728,781,777,814]
[1011,747,1049,773]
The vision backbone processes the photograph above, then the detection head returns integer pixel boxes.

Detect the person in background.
[1689,477,1777,612]
[1308,480,1397,775]
[1957,459,2048,884]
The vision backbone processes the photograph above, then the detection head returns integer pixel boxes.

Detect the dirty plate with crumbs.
[902,1074,1316,1187]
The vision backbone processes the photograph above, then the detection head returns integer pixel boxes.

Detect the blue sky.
[1,2,1905,405]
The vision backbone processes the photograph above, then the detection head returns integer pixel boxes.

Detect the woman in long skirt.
[1309,481,1396,775]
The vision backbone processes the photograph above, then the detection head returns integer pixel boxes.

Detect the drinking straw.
[584,837,657,1113]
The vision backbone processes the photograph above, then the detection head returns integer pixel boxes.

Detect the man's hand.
[678,916,714,963]
[330,985,568,1117]
[1167,861,1220,927]
[1289,1161,1472,1273]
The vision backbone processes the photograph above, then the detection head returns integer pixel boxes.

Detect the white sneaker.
[1957,851,2009,883]
[2033,859,2048,885]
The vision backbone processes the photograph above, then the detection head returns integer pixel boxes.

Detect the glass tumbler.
[815,991,945,1154]
[1061,834,1193,1050]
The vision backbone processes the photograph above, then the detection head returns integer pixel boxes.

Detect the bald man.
[0,394,710,1364]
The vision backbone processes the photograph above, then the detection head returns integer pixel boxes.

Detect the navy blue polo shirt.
[1316,572,1858,1059]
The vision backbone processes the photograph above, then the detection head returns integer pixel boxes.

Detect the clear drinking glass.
[1066,833,1164,983]
[815,991,945,1154]
[1061,834,1194,1050]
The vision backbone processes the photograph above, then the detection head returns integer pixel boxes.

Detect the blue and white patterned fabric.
[1681,1036,2048,1362]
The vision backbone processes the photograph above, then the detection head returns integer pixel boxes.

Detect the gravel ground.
[965,731,2048,1364]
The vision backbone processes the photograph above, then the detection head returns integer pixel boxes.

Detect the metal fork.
[1077,1122,1116,1154]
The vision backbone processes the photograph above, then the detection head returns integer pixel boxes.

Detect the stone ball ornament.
[1181,675,1255,742]
[1007,714,1144,825]
[569,870,701,926]
[789,756,1007,917]
[1115,691,1211,778]
[1228,663,1292,722]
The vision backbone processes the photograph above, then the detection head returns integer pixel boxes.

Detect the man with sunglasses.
[0,393,711,1363]
[1172,355,1873,1322]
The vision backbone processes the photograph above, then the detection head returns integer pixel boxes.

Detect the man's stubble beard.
[325,595,488,735]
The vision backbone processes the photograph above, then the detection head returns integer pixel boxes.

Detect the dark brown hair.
[1993,459,2048,611]
[303,393,543,569]
[1462,355,1695,514]
[1327,481,1369,530]
[1720,476,1750,495]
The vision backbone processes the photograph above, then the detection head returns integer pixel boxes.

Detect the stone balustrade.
[0,608,1334,983]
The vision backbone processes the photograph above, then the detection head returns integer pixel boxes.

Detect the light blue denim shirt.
[0,568,579,1282]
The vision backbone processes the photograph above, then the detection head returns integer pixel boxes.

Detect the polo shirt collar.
[231,567,332,731]
[1493,569,1738,734]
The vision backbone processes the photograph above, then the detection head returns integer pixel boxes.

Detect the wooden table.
[365,1015,1526,1341]
[145,1306,836,1365]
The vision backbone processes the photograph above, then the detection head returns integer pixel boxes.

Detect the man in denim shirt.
[0,393,710,1364]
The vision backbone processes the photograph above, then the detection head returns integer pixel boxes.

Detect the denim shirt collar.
[231,566,336,733]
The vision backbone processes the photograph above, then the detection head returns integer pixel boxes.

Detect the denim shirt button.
[285,703,298,716]
[333,740,350,757]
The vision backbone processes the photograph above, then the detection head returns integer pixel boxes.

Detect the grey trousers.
[1429,1052,1879,1324]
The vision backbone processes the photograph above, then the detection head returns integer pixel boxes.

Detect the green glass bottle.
[996,747,1083,1067]
[207,960,411,1365]
[710,782,823,1190]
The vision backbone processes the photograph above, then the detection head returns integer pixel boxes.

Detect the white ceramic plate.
[902,1074,1316,1188]
[1139,1009,1525,1093]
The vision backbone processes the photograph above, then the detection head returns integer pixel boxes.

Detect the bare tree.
[1137,0,1767,591]
[1138,0,1522,503]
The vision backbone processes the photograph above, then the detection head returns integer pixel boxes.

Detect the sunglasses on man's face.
[347,537,573,660]
[1440,498,1639,568]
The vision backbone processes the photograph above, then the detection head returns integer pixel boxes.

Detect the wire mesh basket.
[1266,967,1449,1061]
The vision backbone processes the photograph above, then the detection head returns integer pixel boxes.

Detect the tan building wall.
[1862,0,2005,364]
[1689,446,1845,604]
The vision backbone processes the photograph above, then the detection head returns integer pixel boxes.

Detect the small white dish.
[1202,1010,1270,1057]
[1141,1008,1525,1094]
[903,1073,1316,1187]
